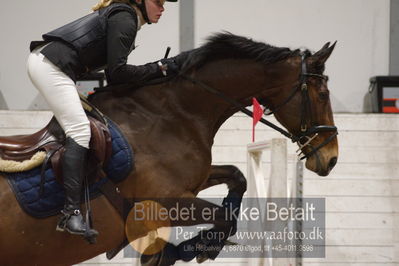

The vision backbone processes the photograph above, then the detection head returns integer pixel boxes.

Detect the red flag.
[252,98,264,142]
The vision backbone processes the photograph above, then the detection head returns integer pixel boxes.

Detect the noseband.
[181,52,338,160]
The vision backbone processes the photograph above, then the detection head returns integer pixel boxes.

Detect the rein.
[180,75,295,140]
[181,52,338,160]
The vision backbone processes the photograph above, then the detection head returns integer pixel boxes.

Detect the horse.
[0,33,338,266]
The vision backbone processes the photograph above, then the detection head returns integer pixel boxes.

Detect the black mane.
[181,32,303,72]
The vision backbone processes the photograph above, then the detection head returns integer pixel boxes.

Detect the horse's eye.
[319,91,329,101]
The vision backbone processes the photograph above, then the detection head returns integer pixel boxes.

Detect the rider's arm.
[106,11,162,85]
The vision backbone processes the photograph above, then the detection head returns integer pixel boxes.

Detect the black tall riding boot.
[56,137,88,235]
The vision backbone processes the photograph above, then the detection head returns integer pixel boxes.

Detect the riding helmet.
[129,0,178,24]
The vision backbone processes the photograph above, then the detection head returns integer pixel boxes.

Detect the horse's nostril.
[329,157,337,169]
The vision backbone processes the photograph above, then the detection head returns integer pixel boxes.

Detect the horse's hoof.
[141,252,162,266]
[224,239,238,246]
[196,252,209,264]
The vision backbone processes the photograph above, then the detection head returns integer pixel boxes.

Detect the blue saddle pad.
[5,118,134,218]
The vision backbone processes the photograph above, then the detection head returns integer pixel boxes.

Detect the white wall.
[195,0,390,112]
[0,1,391,112]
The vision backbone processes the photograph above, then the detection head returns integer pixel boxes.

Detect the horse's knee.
[224,165,247,194]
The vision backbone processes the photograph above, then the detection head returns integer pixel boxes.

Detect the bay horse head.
[180,33,338,176]
[264,43,338,176]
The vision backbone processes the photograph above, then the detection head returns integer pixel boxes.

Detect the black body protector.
[31,1,181,85]
[38,3,137,72]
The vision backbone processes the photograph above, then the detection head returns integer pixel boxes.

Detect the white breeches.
[26,47,91,148]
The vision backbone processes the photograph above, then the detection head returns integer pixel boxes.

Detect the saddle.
[0,107,112,184]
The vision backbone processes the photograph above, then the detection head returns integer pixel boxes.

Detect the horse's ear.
[310,41,337,65]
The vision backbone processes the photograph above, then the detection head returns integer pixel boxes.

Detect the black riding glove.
[158,58,180,76]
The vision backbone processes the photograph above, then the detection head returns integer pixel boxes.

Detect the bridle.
[181,52,338,160]
[285,52,338,159]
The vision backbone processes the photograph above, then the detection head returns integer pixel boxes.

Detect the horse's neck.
[174,58,298,139]
[94,58,298,148]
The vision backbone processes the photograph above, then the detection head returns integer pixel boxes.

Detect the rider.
[27,0,179,236]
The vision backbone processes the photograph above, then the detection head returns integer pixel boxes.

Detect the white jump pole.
[247,138,303,266]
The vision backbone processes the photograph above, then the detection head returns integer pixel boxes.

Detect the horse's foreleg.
[141,165,247,265]
[194,165,247,262]
[198,164,247,195]
[194,164,247,244]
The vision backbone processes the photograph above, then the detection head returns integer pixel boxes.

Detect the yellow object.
[0,151,46,173]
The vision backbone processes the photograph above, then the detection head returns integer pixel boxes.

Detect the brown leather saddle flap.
[0,115,112,184]
[0,117,63,161]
